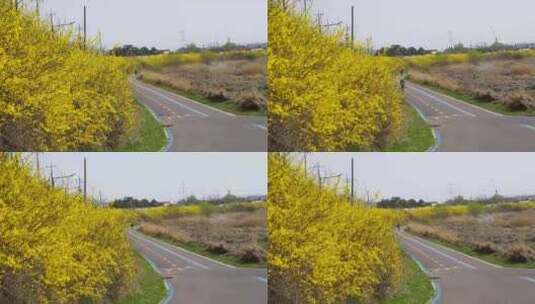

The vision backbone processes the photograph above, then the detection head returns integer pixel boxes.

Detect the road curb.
[138,252,175,304]
[135,229,269,271]
[136,98,173,152]
[403,248,443,304]
[408,100,441,152]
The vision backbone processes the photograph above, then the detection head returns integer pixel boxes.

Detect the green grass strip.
[117,100,168,152]
[412,80,535,117]
[142,79,266,117]
[388,102,435,152]
[380,253,434,304]
[411,233,535,269]
[142,231,266,269]
[117,253,167,304]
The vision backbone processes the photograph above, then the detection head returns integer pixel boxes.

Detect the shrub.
[0,154,134,303]
[268,153,403,303]
[510,63,533,76]
[503,91,534,111]
[503,244,533,263]
[199,202,217,217]
[467,203,485,216]
[473,242,496,254]
[239,247,264,263]
[207,243,229,255]
[268,3,402,151]
[471,88,498,102]
[0,2,134,151]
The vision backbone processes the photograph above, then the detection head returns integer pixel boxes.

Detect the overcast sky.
[29,153,266,202]
[307,0,535,50]
[303,153,535,202]
[38,0,267,49]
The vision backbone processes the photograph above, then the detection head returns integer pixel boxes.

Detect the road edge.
[137,78,266,119]
[404,230,535,271]
[403,248,442,304]
[137,252,175,304]
[406,99,441,152]
[137,100,173,152]
[135,229,268,271]
[408,81,535,119]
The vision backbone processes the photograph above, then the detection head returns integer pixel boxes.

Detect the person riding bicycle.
[399,69,406,91]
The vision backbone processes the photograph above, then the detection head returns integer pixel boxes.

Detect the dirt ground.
[140,209,267,261]
[141,58,266,111]
[410,57,535,110]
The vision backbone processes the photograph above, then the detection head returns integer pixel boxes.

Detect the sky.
[307,0,535,50]
[27,153,267,202]
[37,0,267,49]
[302,153,535,202]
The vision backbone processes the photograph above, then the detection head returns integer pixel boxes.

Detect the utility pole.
[35,153,40,176]
[303,153,308,176]
[83,5,87,49]
[316,13,323,32]
[317,166,322,188]
[351,157,354,201]
[50,13,54,33]
[83,157,87,200]
[49,166,54,187]
[351,5,355,48]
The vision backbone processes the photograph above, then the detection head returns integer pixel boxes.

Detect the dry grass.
[408,209,535,263]
[409,57,535,111]
[141,58,266,111]
[406,223,460,244]
[140,209,267,263]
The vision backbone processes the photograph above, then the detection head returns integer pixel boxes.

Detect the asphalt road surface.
[132,79,267,152]
[399,231,535,304]
[129,230,267,304]
[406,82,535,151]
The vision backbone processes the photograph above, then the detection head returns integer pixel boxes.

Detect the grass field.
[380,253,434,304]
[138,52,266,116]
[117,101,167,152]
[141,77,266,116]
[408,53,535,115]
[117,253,166,304]
[139,206,267,268]
[388,102,435,152]
[413,80,535,116]
[407,207,535,268]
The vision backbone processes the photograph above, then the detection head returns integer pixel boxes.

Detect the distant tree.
[110,197,163,209]
[377,197,431,209]
[110,45,163,57]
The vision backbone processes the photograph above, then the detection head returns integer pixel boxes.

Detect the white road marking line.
[255,276,268,283]
[410,86,477,117]
[131,232,210,270]
[521,124,535,132]
[161,279,175,304]
[410,84,505,117]
[136,80,237,118]
[137,83,210,118]
[253,124,268,131]
[521,276,535,284]
[402,234,477,270]
[134,231,237,269]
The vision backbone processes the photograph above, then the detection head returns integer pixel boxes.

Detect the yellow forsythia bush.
[0,154,135,303]
[0,1,134,151]
[268,2,402,151]
[268,154,402,303]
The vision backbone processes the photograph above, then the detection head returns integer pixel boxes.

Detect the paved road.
[129,230,267,304]
[131,79,267,152]
[406,82,535,151]
[399,231,535,304]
